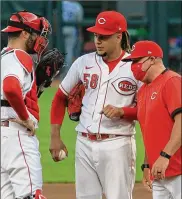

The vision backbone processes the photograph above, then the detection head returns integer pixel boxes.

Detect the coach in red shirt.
[123,40,181,199]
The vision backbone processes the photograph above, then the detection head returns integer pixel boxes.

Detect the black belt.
[1,100,26,107]
[16,195,35,199]
[1,100,11,107]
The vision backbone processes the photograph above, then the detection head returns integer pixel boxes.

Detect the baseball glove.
[35,48,65,98]
[67,81,85,121]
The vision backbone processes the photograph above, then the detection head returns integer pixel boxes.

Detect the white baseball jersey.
[1,48,38,126]
[1,48,42,198]
[61,52,140,135]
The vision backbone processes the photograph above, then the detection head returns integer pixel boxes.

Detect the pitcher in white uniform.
[50,11,140,199]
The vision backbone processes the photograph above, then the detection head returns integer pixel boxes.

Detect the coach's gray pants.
[152,175,181,199]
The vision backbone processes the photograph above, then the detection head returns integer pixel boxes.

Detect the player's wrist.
[119,108,124,118]
[141,163,150,171]
[51,132,60,138]
[160,151,171,159]
[22,117,30,123]
[51,125,61,138]
[18,110,29,121]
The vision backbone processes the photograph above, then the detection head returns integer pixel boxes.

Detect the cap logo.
[98,18,106,25]
[148,51,152,54]
[131,45,135,51]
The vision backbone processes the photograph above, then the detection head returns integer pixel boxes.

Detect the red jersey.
[137,69,182,177]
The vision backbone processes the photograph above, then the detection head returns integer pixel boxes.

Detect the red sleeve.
[122,107,137,120]
[51,88,67,124]
[3,76,29,120]
[163,76,182,119]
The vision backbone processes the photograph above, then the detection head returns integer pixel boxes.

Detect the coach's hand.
[151,156,169,180]
[101,105,124,119]
[49,125,68,162]
[142,168,152,192]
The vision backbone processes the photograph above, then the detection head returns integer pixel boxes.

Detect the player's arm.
[50,88,67,137]
[102,95,138,120]
[122,80,143,120]
[3,76,35,135]
[2,51,33,121]
[122,106,137,120]
[50,57,82,128]
[3,52,33,117]
[102,81,141,120]
[50,88,68,161]
[144,150,149,164]
[162,76,182,156]
[163,113,182,156]
[50,57,82,161]
[102,105,137,120]
[142,150,152,191]
[3,76,29,121]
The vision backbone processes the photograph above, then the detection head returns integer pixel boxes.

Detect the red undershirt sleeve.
[122,107,138,120]
[51,88,68,124]
[3,76,29,120]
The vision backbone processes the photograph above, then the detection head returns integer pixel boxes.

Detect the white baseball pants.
[1,122,42,199]
[75,134,136,199]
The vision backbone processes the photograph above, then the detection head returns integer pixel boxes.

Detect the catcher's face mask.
[1,10,52,60]
[34,17,52,61]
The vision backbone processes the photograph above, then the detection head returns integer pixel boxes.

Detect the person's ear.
[150,56,156,65]
[117,33,122,42]
[20,31,30,40]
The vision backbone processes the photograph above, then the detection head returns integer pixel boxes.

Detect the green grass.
[37,87,145,183]
[135,124,145,181]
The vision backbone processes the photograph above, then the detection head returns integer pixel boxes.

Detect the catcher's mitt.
[67,81,85,121]
[35,48,65,97]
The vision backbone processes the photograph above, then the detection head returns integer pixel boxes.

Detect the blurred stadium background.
[1,1,182,73]
[1,1,181,198]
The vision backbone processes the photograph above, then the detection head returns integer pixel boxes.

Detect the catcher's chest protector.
[16,50,40,121]
[1,48,39,120]
[25,77,39,121]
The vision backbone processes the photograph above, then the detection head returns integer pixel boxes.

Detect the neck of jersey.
[103,50,125,73]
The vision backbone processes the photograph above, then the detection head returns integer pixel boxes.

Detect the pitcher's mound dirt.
[43,183,152,199]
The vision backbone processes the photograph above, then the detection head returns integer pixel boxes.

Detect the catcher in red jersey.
[123,40,182,199]
[1,10,64,199]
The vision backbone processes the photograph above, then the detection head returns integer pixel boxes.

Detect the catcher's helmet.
[2,10,52,59]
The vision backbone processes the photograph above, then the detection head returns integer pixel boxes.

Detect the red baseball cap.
[87,11,127,35]
[123,40,163,61]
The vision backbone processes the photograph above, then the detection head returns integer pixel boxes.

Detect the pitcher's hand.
[49,135,68,162]
[102,105,124,119]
